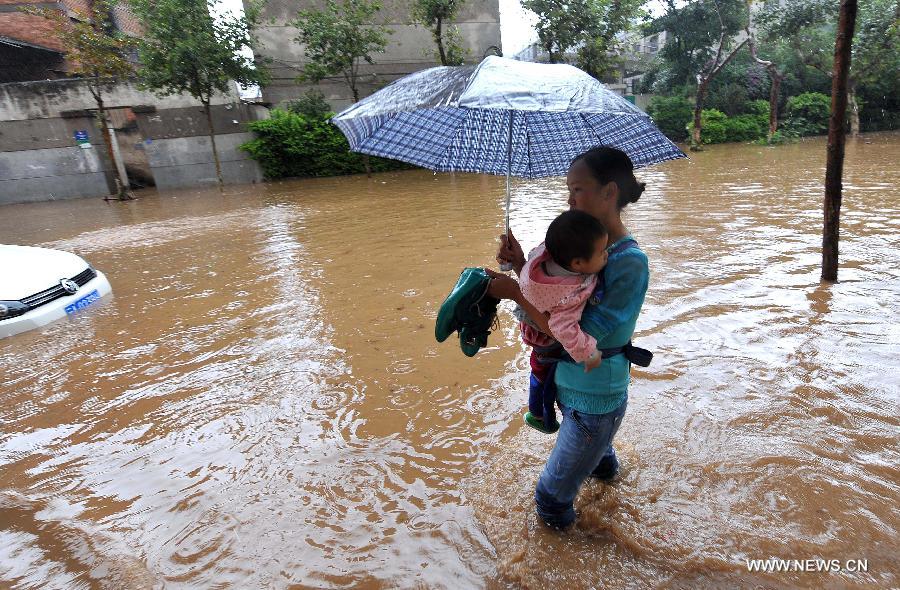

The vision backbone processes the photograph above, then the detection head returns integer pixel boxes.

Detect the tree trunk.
[848,80,860,137]
[822,0,858,282]
[97,95,131,201]
[691,82,708,151]
[346,62,369,175]
[203,99,224,192]
[768,71,782,140]
[745,6,782,142]
[691,39,747,150]
[544,41,557,64]
[435,17,447,65]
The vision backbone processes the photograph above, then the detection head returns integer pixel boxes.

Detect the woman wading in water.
[487,146,651,529]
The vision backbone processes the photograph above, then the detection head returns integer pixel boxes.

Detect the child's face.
[570,235,609,275]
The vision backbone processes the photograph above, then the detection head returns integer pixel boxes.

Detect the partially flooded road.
[1,133,898,588]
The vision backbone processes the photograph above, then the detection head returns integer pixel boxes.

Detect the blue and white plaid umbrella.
[333,55,686,233]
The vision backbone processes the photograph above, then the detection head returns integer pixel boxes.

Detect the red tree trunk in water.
[822,0,858,282]
[768,72,782,139]
[691,81,709,150]
[691,38,747,150]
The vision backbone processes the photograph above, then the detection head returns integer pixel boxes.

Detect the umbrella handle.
[499,228,513,272]
[499,182,513,271]
[499,187,512,272]
[499,111,513,272]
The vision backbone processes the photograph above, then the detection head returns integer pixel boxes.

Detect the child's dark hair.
[545,210,608,271]
[571,146,646,209]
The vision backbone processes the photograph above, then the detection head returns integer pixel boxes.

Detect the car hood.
[0,245,91,300]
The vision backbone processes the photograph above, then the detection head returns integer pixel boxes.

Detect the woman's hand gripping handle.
[496,230,525,275]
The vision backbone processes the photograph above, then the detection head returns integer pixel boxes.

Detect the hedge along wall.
[650,92,838,145]
[240,109,413,179]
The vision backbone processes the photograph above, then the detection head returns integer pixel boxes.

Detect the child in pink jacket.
[518,210,609,433]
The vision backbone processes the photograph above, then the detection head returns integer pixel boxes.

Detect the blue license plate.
[65,289,101,314]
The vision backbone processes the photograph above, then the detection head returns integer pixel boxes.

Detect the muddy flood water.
[1,133,898,589]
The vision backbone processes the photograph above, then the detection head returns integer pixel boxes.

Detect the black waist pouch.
[623,342,653,367]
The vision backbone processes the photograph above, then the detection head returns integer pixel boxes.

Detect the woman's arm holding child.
[484,269,552,336]
[548,300,601,373]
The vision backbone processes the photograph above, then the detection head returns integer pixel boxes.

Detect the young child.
[517,210,609,433]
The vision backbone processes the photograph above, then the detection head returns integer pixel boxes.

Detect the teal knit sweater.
[555,236,649,414]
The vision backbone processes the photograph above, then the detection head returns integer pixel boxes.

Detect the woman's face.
[566,159,615,220]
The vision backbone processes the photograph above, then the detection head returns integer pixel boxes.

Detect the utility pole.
[822,0,858,282]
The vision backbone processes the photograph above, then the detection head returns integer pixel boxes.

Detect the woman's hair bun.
[631,181,646,204]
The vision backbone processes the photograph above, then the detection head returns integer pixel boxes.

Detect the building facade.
[249,0,502,109]
[0,0,141,83]
[0,79,266,204]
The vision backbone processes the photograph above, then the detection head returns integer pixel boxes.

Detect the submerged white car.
[0,245,112,339]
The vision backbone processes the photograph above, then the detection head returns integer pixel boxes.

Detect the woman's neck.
[603,215,628,244]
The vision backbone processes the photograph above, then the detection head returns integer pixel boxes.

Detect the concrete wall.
[0,144,109,203]
[133,102,265,191]
[144,133,261,191]
[0,104,115,203]
[252,0,502,110]
[0,78,239,121]
[0,78,266,205]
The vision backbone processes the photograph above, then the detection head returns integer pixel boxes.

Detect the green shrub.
[748,99,770,117]
[783,92,831,136]
[646,95,694,142]
[687,109,728,144]
[240,109,414,179]
[723,112,768,142]
[283,89,332,119]
[706,82,749,116]
[686,108,769,144]
[755,129,795,145]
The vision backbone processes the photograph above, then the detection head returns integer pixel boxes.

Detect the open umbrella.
[332,55,686,239]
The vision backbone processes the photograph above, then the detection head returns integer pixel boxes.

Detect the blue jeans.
[534,399,627,529]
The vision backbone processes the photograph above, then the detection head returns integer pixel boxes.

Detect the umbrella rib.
[579,111,608,153]
[524,111,534,179]
[439,108,470,172]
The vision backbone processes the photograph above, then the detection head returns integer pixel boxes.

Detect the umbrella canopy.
[332,55,686,178]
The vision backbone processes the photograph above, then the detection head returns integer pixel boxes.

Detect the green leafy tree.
[847,0,900,133]
[291,0,392,102]
[523,0,645,76]
[522,0,600,64]
[647,0,747,88]
[28,0,137,200]
[756,0,898,136]
[129,0,268,189]
[575,0,647,80]
[642,0,749,147]
[686,0,749,149]
[411,0,468,65]
[744,1,787,142]
[755,0,835,133]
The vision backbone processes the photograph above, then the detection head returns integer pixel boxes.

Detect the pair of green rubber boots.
[435,268,500,357]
